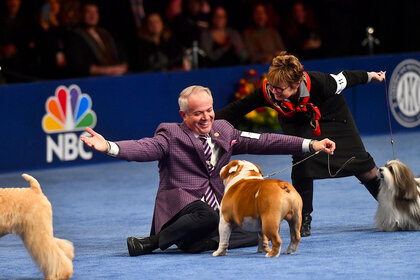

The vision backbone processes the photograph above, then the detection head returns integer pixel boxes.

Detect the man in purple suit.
[81,85,335,256]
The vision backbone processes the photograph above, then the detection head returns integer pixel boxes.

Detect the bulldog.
[212,160,303,258]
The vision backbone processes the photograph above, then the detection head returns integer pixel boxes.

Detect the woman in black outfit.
[216,52,386,236]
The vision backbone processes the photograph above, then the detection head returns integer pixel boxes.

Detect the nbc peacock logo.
[42,85,96,133]
[42,85,96,163]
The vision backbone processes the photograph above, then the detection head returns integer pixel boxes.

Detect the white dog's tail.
[21,173,42,194]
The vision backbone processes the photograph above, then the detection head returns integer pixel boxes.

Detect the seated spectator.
[0,0,38,83]
[98,0,156,71]
[35,0,76,79]
[39,0,61,31]
[131,12,184,72]
[58,0,80,30]
[171,0,210,49]
[243,2,286,64]
[200,5,248,67]
[283,1,323,60]
[66,0,128,77]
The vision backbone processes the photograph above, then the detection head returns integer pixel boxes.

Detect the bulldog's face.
[220,160,264,190]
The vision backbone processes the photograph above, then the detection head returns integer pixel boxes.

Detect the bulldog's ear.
[253,164,263,175]
[228,165,238,174]
[221,161,238,179]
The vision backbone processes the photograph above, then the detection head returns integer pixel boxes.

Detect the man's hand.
[313,138,335,155]
[80,127,108,152]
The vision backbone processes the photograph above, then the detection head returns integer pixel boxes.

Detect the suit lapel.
[210,122,230,152]
[180,122,209,170]
[210,122,232,170]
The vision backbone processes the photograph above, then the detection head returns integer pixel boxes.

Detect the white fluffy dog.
[376,160,420,231]
[0,174,74,280]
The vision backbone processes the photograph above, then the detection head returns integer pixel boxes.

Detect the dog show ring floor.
[1,132,419,279]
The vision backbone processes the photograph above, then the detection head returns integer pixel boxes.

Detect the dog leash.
[263,149,355,179]
[383,77,396,159]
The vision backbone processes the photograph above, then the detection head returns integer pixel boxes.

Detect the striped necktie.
[199,135,218,210]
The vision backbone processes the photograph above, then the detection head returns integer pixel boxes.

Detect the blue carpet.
[1,132,419,279]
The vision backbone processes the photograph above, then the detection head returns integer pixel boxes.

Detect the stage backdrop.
[1,53,420,173]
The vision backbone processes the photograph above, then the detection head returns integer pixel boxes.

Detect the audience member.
[0,0,419,84]
[35,0,76,79]
[58,0,80,29]
[171,0,210,49]
[39,0,61,31]
[65,0,128,77]
[283,1,322,60]
[165,0,183,22]
[243,2,286,64]
[200,5,248,68]
[98,0,163,69]
[0,0,38,83]
[99,0,160,39]
[131,12,184,72]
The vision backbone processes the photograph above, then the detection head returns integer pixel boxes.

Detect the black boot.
[301,213,312,237]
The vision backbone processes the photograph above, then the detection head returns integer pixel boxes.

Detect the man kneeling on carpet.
[80,85,335,256]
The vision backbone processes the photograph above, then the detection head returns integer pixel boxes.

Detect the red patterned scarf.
[262,72,321,136]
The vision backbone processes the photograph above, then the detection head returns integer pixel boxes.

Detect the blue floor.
[1,132,419,279]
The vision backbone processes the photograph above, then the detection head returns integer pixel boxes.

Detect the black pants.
[158,200,258,253]
[292,177,314,215]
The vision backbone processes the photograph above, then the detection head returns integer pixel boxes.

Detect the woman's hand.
[369,71,386,83]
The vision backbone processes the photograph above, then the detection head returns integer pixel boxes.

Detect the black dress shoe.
[127,237,158,256]
[300,213,312,237]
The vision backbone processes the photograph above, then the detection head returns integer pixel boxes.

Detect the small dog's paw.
[212,249,227,256]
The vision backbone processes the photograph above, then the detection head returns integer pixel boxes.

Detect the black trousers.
[292,177,314,215]
[158,200,258,253]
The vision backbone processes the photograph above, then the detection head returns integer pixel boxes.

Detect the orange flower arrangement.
[234,69,281,132]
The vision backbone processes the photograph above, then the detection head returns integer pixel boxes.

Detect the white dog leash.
[263,150,355,179]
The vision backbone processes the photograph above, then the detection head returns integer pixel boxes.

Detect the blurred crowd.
[0,0,419,84]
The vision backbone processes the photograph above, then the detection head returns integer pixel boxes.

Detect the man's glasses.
[267,82,289,94]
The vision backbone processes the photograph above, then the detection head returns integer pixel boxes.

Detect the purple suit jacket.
[116,120,305,234]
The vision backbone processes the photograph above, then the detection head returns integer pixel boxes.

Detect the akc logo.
[389,59,420,128]
[42,85,97,163]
